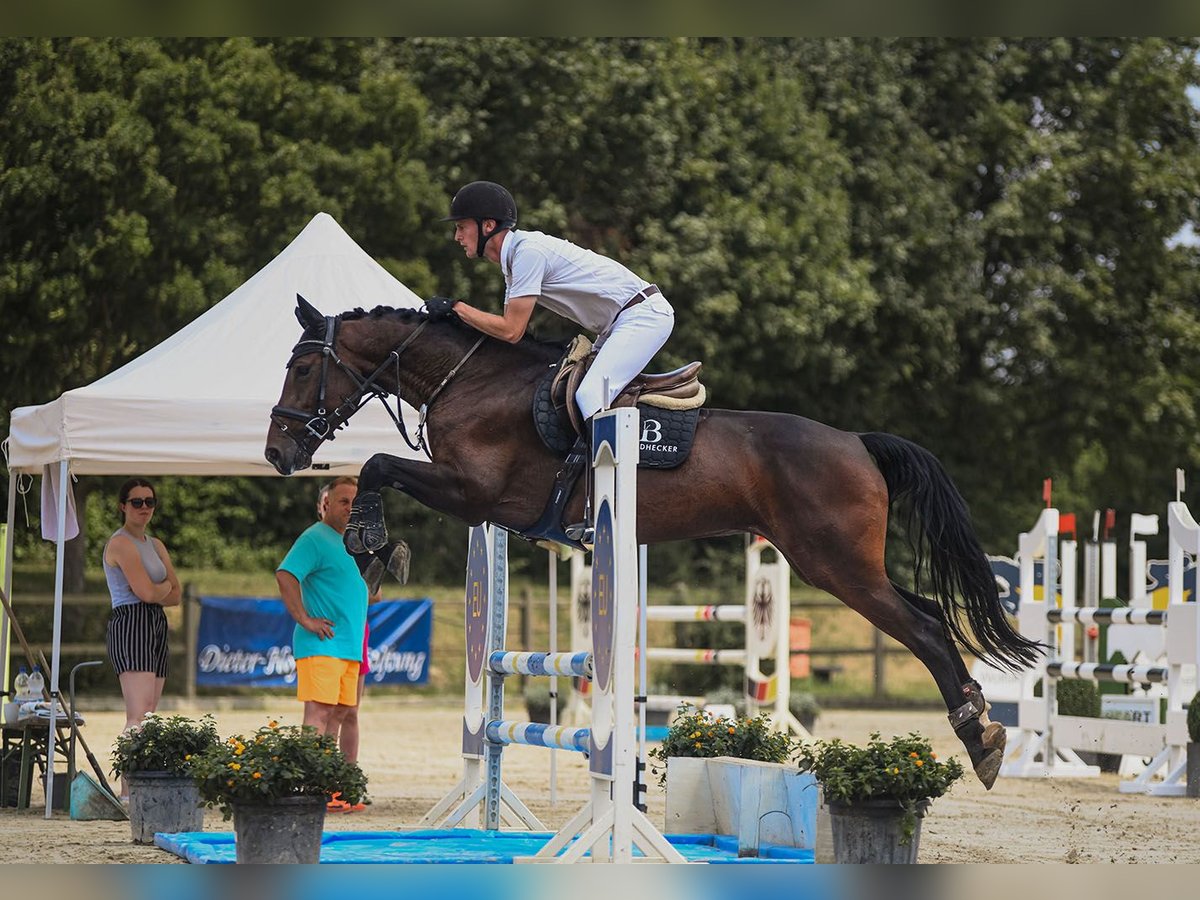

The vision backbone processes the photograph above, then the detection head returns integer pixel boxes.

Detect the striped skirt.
[106,603,169,678]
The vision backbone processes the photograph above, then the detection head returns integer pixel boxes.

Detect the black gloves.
[425,296,458,320]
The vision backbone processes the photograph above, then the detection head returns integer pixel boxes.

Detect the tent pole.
[2,469,15,698]
[45,459,68,818]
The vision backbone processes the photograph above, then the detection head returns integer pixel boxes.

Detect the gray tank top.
[104,528,167,608]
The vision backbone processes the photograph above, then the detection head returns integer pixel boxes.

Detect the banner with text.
[196,596,432,687]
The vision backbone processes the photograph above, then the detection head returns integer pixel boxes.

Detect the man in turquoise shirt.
[277,476,368,734]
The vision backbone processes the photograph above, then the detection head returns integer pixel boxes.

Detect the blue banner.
[196,596,432,687]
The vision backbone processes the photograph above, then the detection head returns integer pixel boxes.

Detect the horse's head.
[264,295,377,475]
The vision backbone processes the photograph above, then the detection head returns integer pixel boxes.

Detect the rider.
[427,180,674,543]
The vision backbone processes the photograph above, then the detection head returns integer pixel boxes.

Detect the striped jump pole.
[645,647,748,665]
[1045,661,1168,684]
[1047,607,1166,626]
[485,721,591,753]
[644,604,746,622]
[489,650,593,679]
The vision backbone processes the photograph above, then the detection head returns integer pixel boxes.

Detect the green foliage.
[110,713,220,776]
[522,679,567,721]
[1055,679,1101,718]
[1188,692,1200,744]
[6,37,1200,580]
[788,692,822,722]
[648,707,795,787]
[794,731,964,844]
[191,720,367,820]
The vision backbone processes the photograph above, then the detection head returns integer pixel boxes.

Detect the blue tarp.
[154,829,813,864]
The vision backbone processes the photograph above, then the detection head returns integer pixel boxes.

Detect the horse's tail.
[858,431,1042,672]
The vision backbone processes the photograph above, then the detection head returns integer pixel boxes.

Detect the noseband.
[270,314,484,459]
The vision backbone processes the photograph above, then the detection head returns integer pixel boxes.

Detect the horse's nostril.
[265,447,281,466]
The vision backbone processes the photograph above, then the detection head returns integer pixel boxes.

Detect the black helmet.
[442,181,518,227]
[442,181,517,258]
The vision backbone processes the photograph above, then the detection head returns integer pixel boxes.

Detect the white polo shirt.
[500,229,650,334]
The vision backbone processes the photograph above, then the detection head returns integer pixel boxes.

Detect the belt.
[620,284,661,312]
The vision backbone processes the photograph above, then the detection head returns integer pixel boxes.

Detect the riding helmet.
[442,181,518,229]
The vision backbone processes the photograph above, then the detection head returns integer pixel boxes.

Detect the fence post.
[183,584,198,701]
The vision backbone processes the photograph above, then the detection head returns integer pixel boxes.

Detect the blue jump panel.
[154,829,813,864]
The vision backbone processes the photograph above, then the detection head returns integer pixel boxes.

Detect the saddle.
[548,336,706,440]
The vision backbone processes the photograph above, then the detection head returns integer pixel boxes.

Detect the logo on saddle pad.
[533,374,700,469]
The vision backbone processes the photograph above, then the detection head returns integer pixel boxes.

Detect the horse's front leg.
[345,452,475,554]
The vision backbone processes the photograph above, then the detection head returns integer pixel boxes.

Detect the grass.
[7,561,947,706]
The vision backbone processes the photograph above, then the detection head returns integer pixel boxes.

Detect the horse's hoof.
[982,721,1006,754]
[974,749,1003,790]
[385,540,411,585]
[344,525,366,556]
[362,555,385,596]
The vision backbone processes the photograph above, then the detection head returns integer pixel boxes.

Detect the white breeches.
[575,293,674,420]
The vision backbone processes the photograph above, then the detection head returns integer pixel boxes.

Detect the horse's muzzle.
[264,444,310,476]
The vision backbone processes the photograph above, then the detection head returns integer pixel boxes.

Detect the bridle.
[270,313,485,459]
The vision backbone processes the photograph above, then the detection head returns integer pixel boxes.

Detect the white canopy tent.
[2,212,428,815]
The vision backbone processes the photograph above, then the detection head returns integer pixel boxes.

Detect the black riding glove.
[425,296,458,320]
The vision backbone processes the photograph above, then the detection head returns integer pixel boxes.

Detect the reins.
[271,313,485,458]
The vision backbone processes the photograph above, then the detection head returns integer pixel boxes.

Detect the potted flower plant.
[1187,691,1200,799]
[110,714,219,843]
[795,731,964,863]
[651,706,815,855]
[191,720,367,864]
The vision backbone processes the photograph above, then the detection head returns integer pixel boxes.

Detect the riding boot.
[523,436,590,548]
[344,490,388,555]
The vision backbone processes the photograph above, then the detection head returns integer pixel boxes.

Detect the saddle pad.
[533,374,700,469]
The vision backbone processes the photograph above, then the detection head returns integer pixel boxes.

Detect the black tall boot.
[523,436,590,547]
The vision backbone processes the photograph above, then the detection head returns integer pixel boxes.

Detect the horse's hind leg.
[818,572,1006,788]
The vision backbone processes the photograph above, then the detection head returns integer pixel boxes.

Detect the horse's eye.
[295,364,312,376]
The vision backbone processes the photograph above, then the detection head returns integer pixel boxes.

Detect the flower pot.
[232,796,327,863]
[826,798,929,864]
[127,772,204,844]
[1187,743,1200,799]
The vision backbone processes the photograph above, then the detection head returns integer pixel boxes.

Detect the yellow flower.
[915,759,924,767]
[234,747,244,756]
[727,727,735,734]
[272,756,279,761]
[909,752,919,758]
[324,749,331,754]
[230,762,242,771]
[252,772,262,779]
[227,779,234,787]
[269,720,279,728]
[694,742,702,749]
[891,767,899,774]
[184,754,191,761]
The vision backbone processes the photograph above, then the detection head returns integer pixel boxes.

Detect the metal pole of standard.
[549,547,559,807]
[636,543,649,813]
[420,525,543,830]
[527,406,686,864]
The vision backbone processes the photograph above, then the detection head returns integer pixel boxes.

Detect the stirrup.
[564,522,594,546]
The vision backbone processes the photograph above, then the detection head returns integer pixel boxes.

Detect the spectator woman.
[103,478,181,796]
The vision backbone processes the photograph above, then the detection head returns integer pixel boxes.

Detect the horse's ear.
[295,294,324,331]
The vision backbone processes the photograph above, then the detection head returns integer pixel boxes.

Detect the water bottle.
[27,665,45,700]
[13,666,30,702]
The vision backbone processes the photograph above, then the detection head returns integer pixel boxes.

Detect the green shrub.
[794,732,964,845]
[523,680,568,721]
[111,714,220,776]
[647,706,795,787]
[1188,691,1200,744]
[1055,679,1101,718]
[192,721,367,820]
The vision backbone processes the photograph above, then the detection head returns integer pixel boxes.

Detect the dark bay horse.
[265,296,1042,787]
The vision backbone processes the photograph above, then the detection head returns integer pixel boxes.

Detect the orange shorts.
[296,656,360,706]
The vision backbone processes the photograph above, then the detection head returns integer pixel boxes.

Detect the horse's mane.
[326,305,570,358]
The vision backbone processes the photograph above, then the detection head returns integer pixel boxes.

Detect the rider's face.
[453,220,478,258]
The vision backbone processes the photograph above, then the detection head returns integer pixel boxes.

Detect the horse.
[265,294,1042,788]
